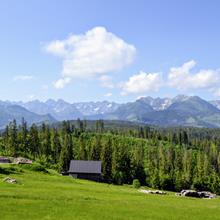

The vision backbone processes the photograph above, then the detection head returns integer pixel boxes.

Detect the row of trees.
[1,119,220,193]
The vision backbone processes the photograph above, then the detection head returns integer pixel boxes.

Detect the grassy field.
[1,165,220,220]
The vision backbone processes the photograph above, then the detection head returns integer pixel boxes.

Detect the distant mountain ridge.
[14,99,83,121]
[137,96,173,110]
[0,102,55,129]
[138,96,220,127]
[210,100,220,110]
[2,95,220,128]
[13,100,120,120]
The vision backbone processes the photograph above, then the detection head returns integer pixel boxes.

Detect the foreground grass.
[1,165,220,220]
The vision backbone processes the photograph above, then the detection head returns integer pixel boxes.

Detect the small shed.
[68,160,102,182]
[0,157,11,164]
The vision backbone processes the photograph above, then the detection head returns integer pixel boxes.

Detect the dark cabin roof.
[68,160,102,174]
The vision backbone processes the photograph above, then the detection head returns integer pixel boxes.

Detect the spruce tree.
[59,134,73,173]
[101,137,113,183]
[8,119,18,156]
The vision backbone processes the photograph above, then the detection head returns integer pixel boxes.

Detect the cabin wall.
[69,173,101,182]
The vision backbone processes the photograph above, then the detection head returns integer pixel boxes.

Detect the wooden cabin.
[68,160,102,182]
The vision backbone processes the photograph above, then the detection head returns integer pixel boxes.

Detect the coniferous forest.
[1,118,220,194]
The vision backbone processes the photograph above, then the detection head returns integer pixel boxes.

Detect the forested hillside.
[1,119,220,194]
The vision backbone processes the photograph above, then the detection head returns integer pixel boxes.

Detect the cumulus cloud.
[104,92,112,97]
[120,71,163,95]
[168,60,220,90]
[99,75,114,88]
[53,77,71,89]
[45,26,136,88]
[13,75,34,81]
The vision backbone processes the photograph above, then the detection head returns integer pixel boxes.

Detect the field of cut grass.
[1,164,220,220]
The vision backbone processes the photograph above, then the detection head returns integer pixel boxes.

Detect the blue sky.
[1,0,220,103]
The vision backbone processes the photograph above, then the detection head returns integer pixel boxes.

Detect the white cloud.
[99,75,114,88]
[45,26,136,88]
[104,92,112,97]
[27,94,35,100]
[168,60,220,90]
[13,75,34,81]
[121,71,163,95]
[45,40,67,57]
[213,88,220,97]
[136,95,146,100]
[53,77,71,89]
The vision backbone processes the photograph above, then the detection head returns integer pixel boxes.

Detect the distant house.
[68,160,102,182]
[0,157,11,164]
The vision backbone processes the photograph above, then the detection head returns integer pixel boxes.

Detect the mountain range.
[0,101,55,129]
[1,95,220,128]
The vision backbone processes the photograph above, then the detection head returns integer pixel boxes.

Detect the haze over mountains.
[1,95,220,128]
[0,101,55,129]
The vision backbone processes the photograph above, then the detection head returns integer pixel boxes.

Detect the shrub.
[0,166,23,175]
[133,179,141,188]
[20,163,48,173]
[0,166,9,174]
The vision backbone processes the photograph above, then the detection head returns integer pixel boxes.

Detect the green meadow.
[1,164,220,220]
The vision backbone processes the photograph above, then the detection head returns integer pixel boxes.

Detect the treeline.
[1,118,220,194]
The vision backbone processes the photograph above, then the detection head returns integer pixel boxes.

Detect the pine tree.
[20,118,28,155]
[101,136,113,183]
[41,125,51,160]
[8,119,18,156]
[78,134,87,160]
[95,120,104,133]
[59,134,73,172]
[28,124,40,158]
[90,135,101,160]
[51,128,62,163]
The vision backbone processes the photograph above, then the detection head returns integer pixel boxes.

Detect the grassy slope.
[1,165,220,220]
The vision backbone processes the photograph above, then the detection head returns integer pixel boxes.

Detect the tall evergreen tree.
[59,134,73,172]
[8,119,18,156]
[28,124,40,158]
[51,128,62,163]
[101,137,113,183]
[19,118,28,155]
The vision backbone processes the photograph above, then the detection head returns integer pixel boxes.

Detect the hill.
[0,103,56,129]
[1,165,220,220]
[103,100,153,121]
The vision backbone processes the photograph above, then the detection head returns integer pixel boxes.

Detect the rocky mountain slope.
[2,95,220,128]
[0,102,55,129]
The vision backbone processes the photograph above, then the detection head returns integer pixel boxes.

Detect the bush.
[133,179,141,188]
[160,174,175,191]
[20,163,48,173]
[0,166,23,175]
[0,166,9,174]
